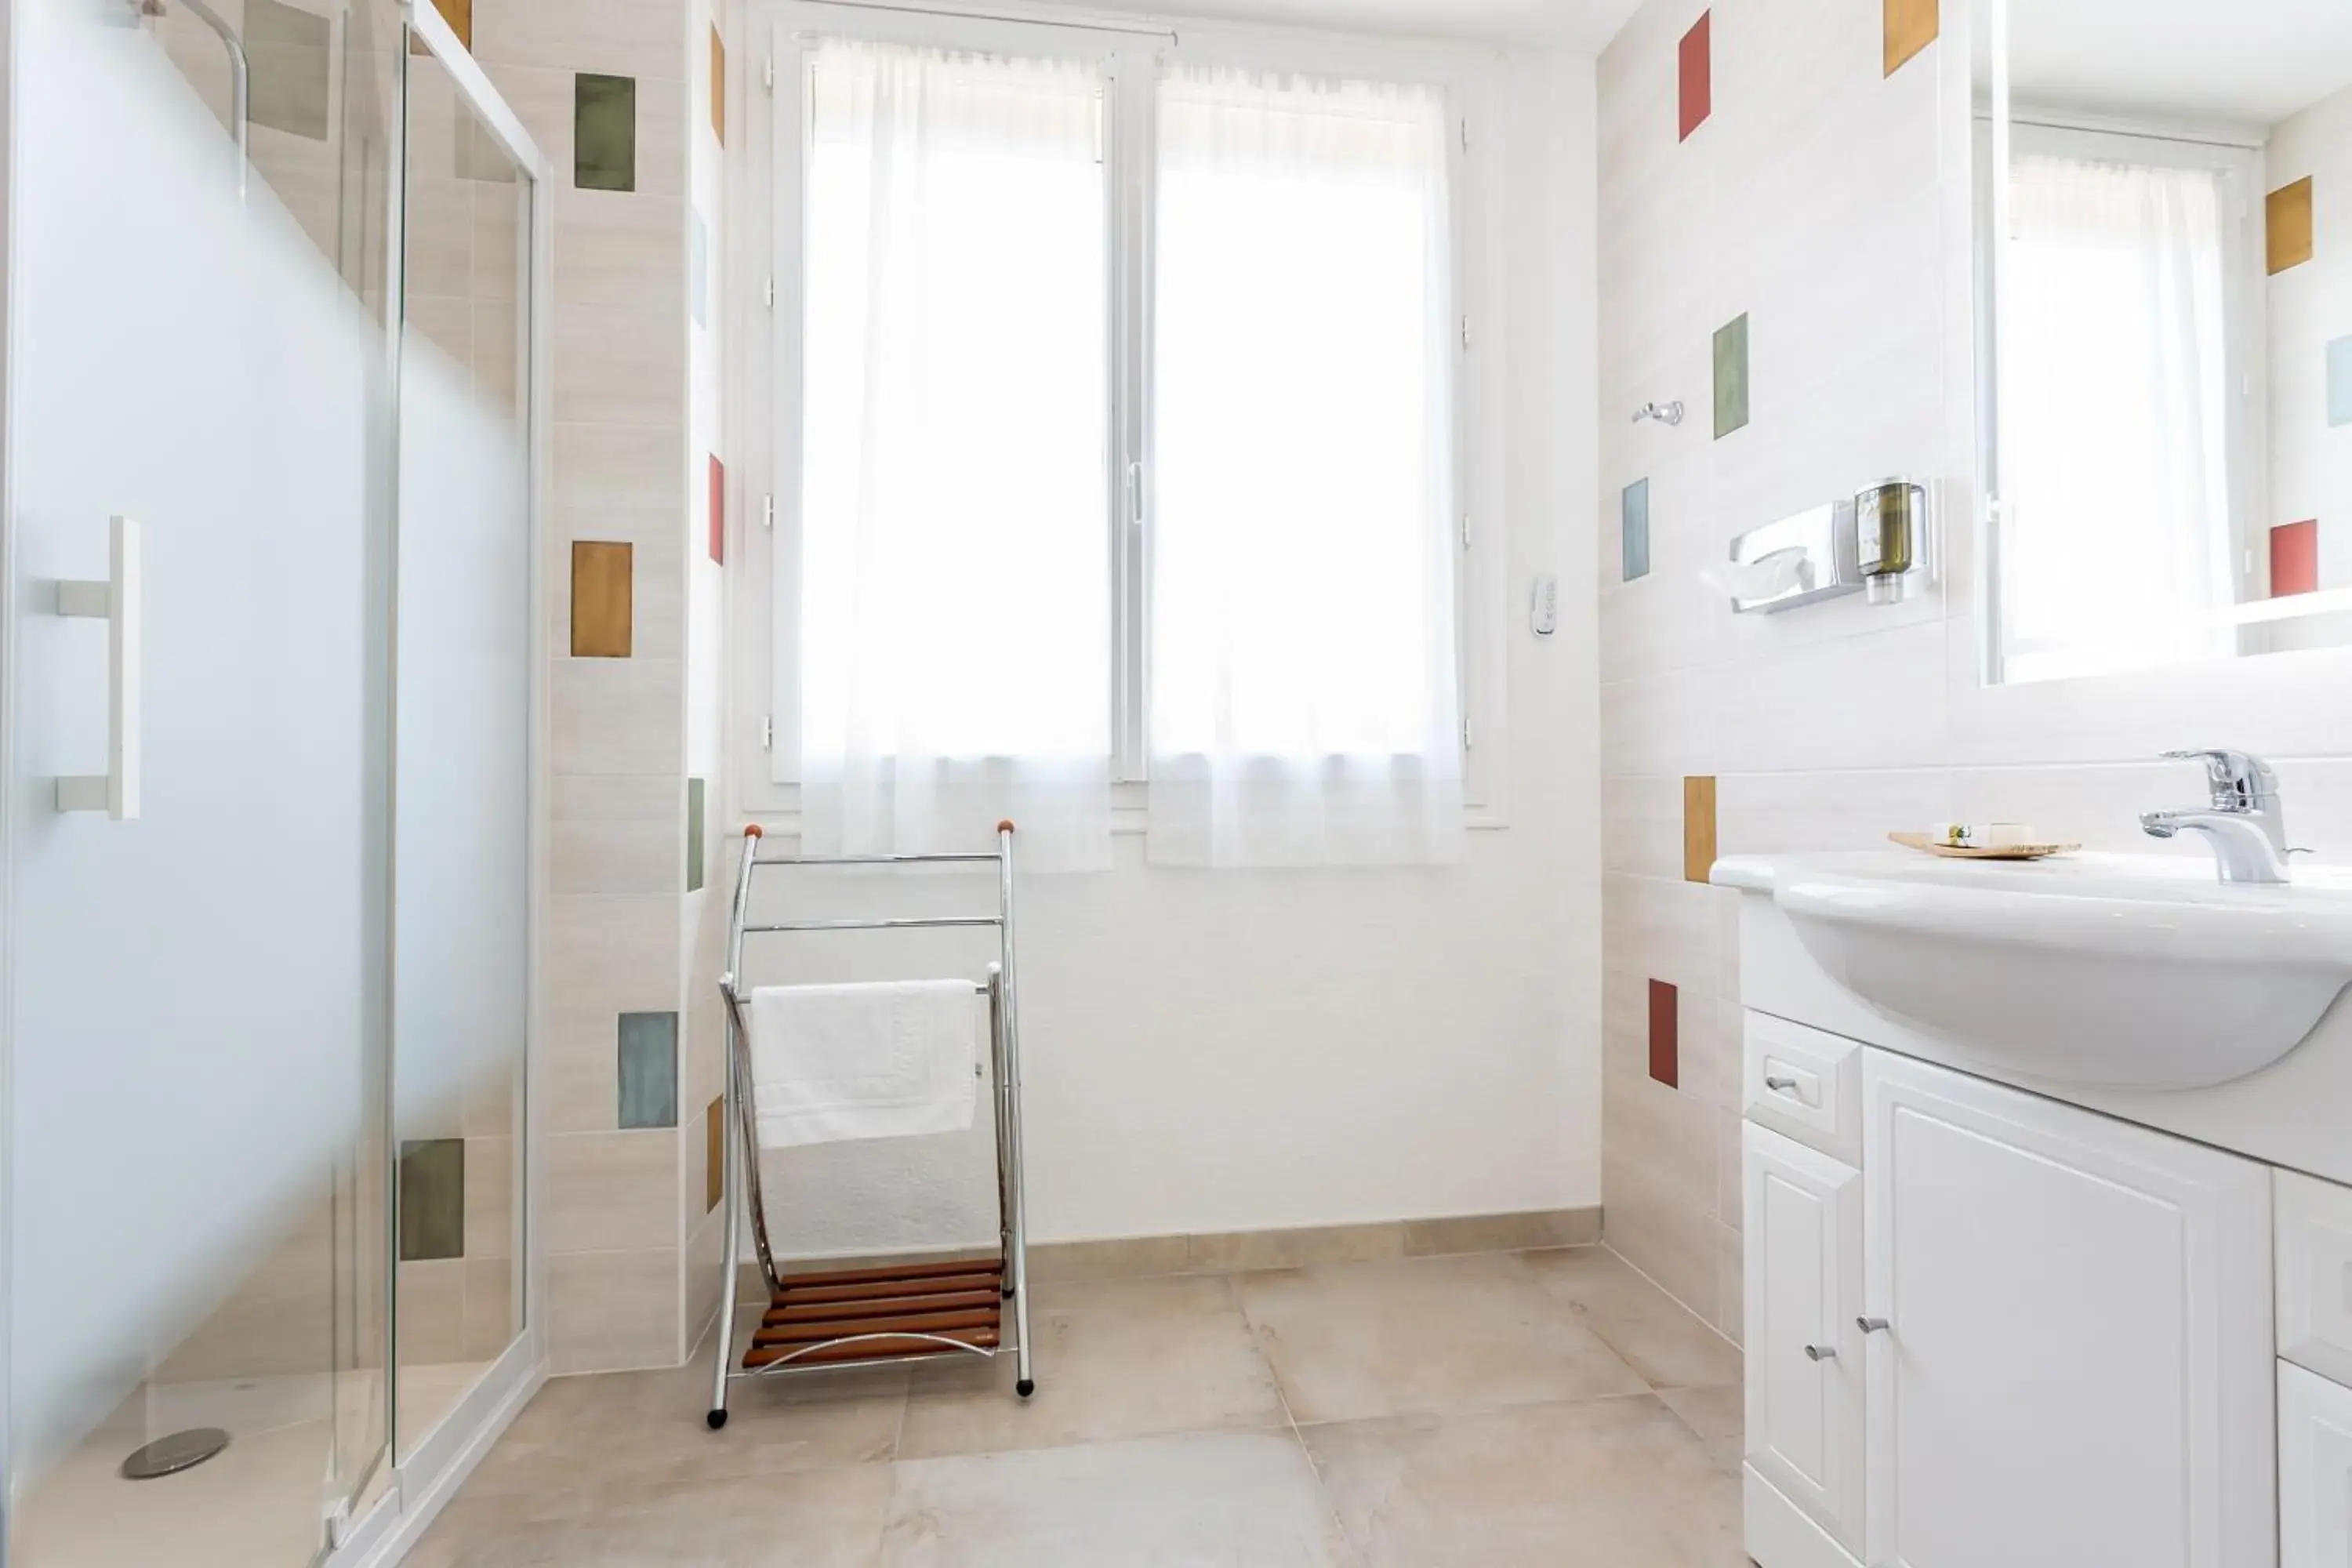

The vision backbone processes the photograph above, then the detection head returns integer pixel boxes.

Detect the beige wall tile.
[552,773,684,897]
[1714,1221,1744,1345]
[556,190,687,314]
[552,657,684,776]
[1601,1154,1718,1326]
[471,0,690,81]
[1401,1209,1603,1257]
[547,1130,681,1254]
[554,306,686,428]
[548,1249,682,1374]
[1188,1222,1404,1274]
[465,1134,517,1261]
[546,895,684,1132]
[1029,1236,1193,1284]
[554,423,685,513]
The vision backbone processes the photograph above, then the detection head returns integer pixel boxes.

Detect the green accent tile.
[1713,313,1751,439]
[1621,479,1651,582]
[398,1139,465,1261]
[686,778,707,893]
[247,0,332,142]
[618,1011,679,1130]
[574,73,637,192]
[2329,336,2352,428]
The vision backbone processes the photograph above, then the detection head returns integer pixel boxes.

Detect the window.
[753,11,1476,866]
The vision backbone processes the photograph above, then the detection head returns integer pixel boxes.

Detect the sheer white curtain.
[797,38,1112,869]
[1149,67,1464,867]
[2000,151,2238,683]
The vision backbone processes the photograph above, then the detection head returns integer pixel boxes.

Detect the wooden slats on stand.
[742,1258,1005,1370]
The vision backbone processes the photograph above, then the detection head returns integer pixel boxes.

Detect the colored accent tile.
[1883,0,1938,78]
[691,208,710,329]
[706,1097,725,1212]
[710,25,728,147]
[430,0,472,49]
[2329,337,2352,427]
[2270,177,2315,275]
[1683,775,1719,884]
[687,778,707,893]
[2273,520,2321,598]
[1647,980,1680,1090]
[1713,314,1750,439]
[399,1139,465,1261]
[570,540,633,659]
[1622,479,1652,583]
[574,73,637,193]
[708,453,726,564]
[1677,13,1711,142]
[617,1012,680,1130]
[247,0,331,142]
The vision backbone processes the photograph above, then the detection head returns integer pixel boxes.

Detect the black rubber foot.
[706,1410,729,1431]
[1015,1379,1036,1399]
[1003,1286,1016,1299]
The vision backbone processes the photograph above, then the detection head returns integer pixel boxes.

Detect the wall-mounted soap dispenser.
[1856,480,1931,604]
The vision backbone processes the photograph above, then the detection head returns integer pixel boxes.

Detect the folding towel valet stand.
[706,822,1036,1430]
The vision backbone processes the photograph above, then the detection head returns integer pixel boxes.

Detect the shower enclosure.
[0,0,550,1561]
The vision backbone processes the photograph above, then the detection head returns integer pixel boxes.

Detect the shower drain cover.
[119,1428,230,1481]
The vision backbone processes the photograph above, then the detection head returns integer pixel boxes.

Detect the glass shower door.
[5,0,401,1559]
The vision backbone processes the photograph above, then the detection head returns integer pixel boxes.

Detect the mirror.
[1975,0,2352,684]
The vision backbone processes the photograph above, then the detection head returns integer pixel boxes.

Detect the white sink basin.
[1714,851,2352,1090]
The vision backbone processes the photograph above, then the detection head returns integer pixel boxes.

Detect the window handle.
[1127,461,1145,528]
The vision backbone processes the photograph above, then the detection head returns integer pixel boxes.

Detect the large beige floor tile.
[1658,1384,1744,1478]
[1232,1253,1649,1424]
[1515,1247,1743,1391]
[408,1467,891,1567]
[1303,1396,1744,1568]
[896,1275,1288,1460]
[880,1430,1355,1566]
[460,1359,906,1501]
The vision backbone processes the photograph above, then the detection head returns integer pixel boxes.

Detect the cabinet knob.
[1857,1317,1889,1334]
[1803,1344,1837,1362]
[1765,1076,1800,1094]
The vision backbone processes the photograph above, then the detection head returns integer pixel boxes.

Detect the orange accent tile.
[2270,178,2316,274]
[710,24,728,147]
[570,540,633,659]
[1683,775,1719,884]
[706,1097,724,1213]
[1884,0,1937,77]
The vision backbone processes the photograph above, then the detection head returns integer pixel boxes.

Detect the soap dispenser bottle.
[1856,480,1930,604]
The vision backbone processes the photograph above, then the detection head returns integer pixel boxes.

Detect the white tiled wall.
[1598,0,2352,1336]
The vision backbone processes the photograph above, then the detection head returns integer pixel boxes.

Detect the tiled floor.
[410,1247,1746,1566]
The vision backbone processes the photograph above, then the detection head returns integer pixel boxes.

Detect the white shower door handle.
[55,515,142,820]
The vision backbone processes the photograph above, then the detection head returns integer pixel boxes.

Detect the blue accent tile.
[618,1011,679,1129]
[2329,336,2352,428]
[1622,479,1651,582]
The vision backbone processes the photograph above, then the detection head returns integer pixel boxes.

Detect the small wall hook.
[1632,401,1685,427]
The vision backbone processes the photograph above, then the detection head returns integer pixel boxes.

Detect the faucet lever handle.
[2161,749,2278,811]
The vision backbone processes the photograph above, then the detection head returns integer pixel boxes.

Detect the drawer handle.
[1765,1075,1802,1094]
[1857,1318,1889,1334]
[1804,1344,1837,1362]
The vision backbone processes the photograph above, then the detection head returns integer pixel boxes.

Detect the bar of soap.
[1929,822,2035,849]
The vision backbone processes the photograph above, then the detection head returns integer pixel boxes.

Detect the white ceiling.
[1048,0,1645,49]
[2011,0,2352,129]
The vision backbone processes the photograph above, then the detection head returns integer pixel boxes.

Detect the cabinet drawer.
[2281,1361,2352,1567]
[1744,1011,1862,1166]
[2278,1170,2352,1389]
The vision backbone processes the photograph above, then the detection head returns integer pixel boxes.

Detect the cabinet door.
[1745,1122,1866,1555]
[2281,1361,2352,1568]
[1862,1051,2275,1568]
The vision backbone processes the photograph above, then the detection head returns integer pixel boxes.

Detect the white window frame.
[724,0,1512,829]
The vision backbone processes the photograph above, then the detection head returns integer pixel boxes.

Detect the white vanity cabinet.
[1744,1023,2279,1568]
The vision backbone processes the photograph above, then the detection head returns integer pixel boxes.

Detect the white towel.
[748,980,981,1149]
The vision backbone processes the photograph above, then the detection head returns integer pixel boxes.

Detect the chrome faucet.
[2140,749,2303,885]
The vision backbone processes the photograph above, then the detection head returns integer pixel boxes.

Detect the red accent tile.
[708,453,726,565]
[2273,520,2319,597]
[1648,979,1680,1089]
[1679,13,1711,143]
